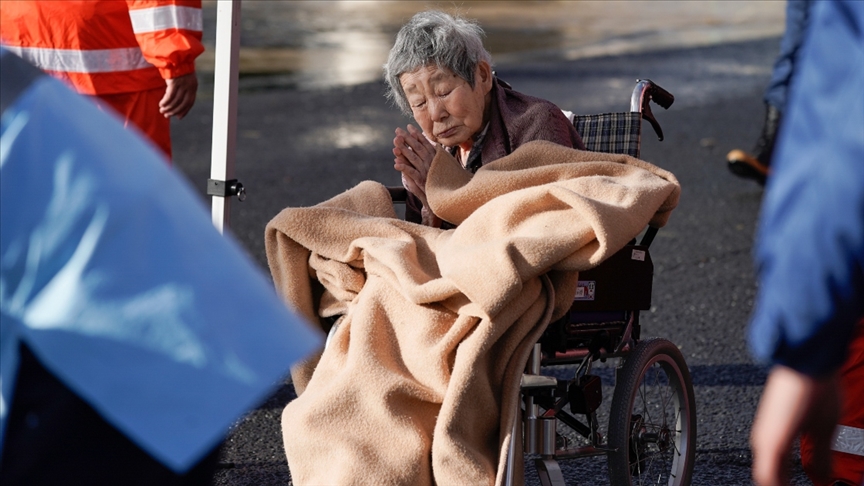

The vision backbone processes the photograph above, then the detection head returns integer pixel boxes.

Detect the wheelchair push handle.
[630,79,674,142]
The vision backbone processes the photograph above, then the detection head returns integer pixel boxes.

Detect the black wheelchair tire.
[607,338,696,486]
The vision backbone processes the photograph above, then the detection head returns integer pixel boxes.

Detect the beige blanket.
[265,140,680,486]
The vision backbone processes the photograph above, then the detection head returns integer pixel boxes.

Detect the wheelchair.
[382,79,694,486]
[501,79,696,486]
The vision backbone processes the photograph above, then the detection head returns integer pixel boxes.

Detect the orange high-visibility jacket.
[0,0,203,95]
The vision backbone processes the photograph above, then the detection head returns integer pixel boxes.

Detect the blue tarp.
[0,50,322,472]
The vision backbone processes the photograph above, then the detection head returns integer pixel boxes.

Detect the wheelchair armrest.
[387,186,408,202]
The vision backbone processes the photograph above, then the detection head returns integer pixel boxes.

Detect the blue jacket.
[749,0,864,377]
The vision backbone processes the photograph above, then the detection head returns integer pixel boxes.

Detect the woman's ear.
[477,61,493,93]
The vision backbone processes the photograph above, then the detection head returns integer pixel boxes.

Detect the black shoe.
[727,103,782,186]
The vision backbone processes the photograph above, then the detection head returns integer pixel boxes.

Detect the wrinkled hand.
[751,366,840,486]
[160,72,198,119]
[393,124,437,209]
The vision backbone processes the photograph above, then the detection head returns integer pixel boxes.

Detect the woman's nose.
[427,98,448,121]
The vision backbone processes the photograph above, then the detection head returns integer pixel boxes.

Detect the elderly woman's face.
[400,61,493,150]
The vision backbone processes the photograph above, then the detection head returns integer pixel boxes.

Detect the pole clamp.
[207,179,246,202]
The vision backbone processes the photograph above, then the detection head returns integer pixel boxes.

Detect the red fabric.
[0,1,202,94]
[127,0,204,80]
[89,87,172,160]
[801,318,864,486]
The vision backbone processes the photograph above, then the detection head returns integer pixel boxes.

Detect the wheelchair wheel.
[607,338,696,486]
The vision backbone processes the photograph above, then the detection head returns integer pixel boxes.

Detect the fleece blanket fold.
[265,140,680,486]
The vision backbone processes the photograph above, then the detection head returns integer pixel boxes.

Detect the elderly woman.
[267,11,685,485]
[385,10,584,227]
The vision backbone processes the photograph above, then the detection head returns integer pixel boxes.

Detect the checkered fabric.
[572,112,643,158]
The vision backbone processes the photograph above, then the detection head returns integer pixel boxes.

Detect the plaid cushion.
[572,112,642,158]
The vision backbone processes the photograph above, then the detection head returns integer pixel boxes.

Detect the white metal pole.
[210,0,241,233]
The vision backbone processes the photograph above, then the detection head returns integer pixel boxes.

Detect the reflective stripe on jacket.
[0,0,203,95]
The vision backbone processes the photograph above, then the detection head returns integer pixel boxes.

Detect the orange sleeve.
[126,0,204,80]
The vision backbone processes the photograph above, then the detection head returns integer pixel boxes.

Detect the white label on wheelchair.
[574,281,596,301]
[631,249,646,261]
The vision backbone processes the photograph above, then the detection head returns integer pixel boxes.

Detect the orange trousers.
[88,86,172,161]
[801,319,864,486]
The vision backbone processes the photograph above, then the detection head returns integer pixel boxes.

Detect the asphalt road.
[171,36,812,486]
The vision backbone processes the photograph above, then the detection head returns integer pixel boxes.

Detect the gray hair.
[384,10,492,115]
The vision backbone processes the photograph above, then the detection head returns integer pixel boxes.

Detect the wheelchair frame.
[503,80,697,486]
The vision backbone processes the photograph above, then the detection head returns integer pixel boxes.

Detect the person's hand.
[751,365,840,486]
[393,124,437,208]
[159,72,198,119]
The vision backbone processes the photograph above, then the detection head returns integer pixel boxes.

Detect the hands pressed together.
[393,124,441,225]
